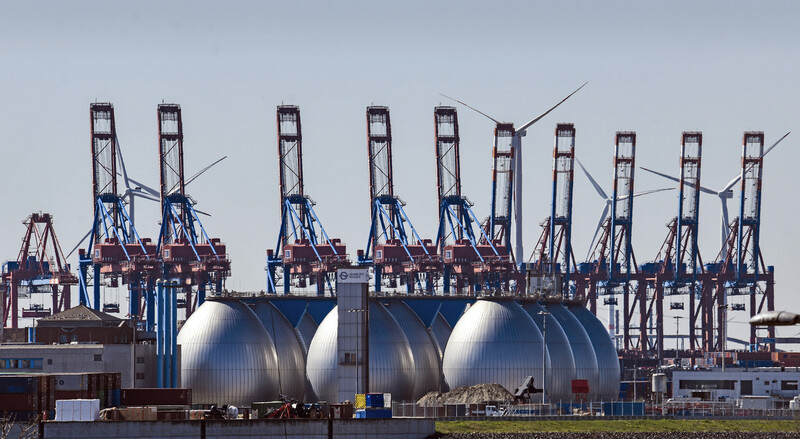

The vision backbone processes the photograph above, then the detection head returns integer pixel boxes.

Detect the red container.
[120,388,192,406]
[0,393,38,411]
[737,351,773,361]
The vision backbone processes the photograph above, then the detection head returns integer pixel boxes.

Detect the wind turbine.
[116,140,159,241]
[66,151,227,258]
[576,158,674,262]
[441,81,587,261]
[641,132,789,254]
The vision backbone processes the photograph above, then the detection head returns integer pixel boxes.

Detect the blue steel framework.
[78,103,159,323]
[434,107,514,294]
[528,124,577,297]
[267,106,348,296]
[357,106,439,293]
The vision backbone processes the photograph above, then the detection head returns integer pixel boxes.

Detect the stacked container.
[354,393,392,418]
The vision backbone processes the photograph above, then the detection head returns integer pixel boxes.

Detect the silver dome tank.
[521,301,576,402]
[385,301,442,398]
[178,299,280,406]
[252,301,306,400]
[569,303,620,401]
[305,301,415,403]
[429,312,452,360]
[545,302,600,400]
[442,299,549,394]
[295,310,318,356]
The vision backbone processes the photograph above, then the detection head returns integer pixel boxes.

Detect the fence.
[393,400,800,420]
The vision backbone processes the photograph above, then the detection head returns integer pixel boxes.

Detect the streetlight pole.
[719,304,727,372]
[538,310,550,406]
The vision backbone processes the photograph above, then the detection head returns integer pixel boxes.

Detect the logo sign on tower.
[337,269,369,284]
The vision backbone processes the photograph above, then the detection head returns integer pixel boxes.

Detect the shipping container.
[355,408,392,418]
[0,393,38,411]
[0,376,38,394]
[364,393,384,408]
[736,351,773,361]
[54,374,88,392]
[120,388,192,406]
[602,401,644,416]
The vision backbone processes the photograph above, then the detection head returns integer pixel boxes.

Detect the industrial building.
[0,305,176,388]
[672,369,800,405]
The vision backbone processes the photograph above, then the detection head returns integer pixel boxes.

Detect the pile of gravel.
[417,383,515,405]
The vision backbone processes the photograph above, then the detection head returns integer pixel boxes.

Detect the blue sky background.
[2,1,799,343]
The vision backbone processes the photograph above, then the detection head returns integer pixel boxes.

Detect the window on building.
[47,359,52,365]
[135,373,145,380]
[0,358,43,370]
[136,357,145,364]
[782,381,798,391]
[342,352,358,365]
[94,354,102,362]
[741,380,753,395]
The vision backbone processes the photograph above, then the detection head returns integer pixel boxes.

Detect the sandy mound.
[417,383,514,405]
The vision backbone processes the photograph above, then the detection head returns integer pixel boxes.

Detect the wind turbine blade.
[129,189,160,203]
[717,132,789,195]
[194,208,212,217]
[186,155,228,186]
[721,175,741,194]
[116,137,132,191]
[439,94,500,124]
[66,228,92,259]
[586,204,610,262]
[640,167,679,184]
[764,131,790,157]
[576,158,609,200]
[128,178,160,197]
[516,81,588,133]
[641,167,716,195]
[630,187,675,198]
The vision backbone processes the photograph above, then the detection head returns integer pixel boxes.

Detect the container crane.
[154,103,228,387]
[434,107,513,294]
[731,132,775,350]
[644,132,710,358]
[266,106,349,296]
[155,103,230,316]
[528,124,577,297]
[578,132,649,351]
[2,213,77,328]
[356,106,439,293]
[78,103,158,321]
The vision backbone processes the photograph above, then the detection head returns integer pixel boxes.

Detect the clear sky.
[2,1,799,344]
